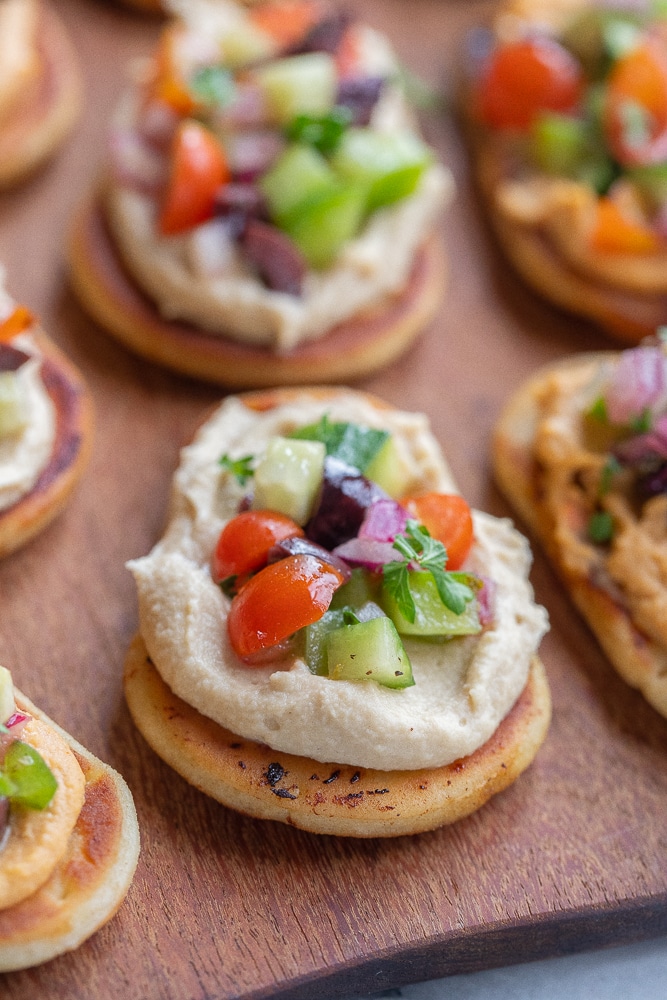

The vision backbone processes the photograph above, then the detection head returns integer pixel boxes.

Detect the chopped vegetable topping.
[289,413,389,471]
[219,453,254,485]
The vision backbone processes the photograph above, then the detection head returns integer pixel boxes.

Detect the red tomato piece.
[591,197,661,254]
[227,553,345,659]
[212,510,304,583]
[249,1,320,47]
[604,38,667,166]
[402,493,474,570]
[475,38,583,130]
[0,306,34,342]
[159,120,230,235]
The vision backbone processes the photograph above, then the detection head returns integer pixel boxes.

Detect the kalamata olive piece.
[287,13,351,56]
[241,219,306,295]
[336,76,385,126]
[267,535,352,581]
[0,344,30,372]
[306,456,388,550]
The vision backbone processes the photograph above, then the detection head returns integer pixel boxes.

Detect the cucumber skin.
[325,616,414,689]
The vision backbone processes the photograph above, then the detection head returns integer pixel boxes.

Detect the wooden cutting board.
[1,0,667,997]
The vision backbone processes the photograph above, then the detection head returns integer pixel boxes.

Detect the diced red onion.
[225,131,284,181]
[109,127,167,194]
[476,576,496,627]
[268,536,352,581]
[0,344,30,372]
[286,12,351,56]
[358,499,408,543]
[186,218,237,278]
[332,537,399,571]
[137,99,180,150]
[604,346,667,424]
[0,711,30,757]
[336,76,385,126]
[614,413,667,463]
[214,84,267,128]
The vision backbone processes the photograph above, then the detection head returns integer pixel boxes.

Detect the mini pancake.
[493,353,667,718]
[0,330,94,559]
[0,1,81,189]
[68,197,446,388]
[0,691,140,972]
[124,634,551,838]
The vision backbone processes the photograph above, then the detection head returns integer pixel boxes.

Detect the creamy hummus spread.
[0,283,56,514]
[107,8,452,351]
[129,393,548,770]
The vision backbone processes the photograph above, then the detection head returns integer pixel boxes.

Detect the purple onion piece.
[267,535,352,582]
[0,711,30,758]
[286,12,351,56]
[358,498,408,543]
[0,344,30,372]
[336,76,385,126]
[306,457,389,550]
[604,347,667,424]
[613,414,667,465]
[215,182,266,218]
[476,576,496,628]
[636,461,667,499]
[240,219,306,295]
[332,537,399,571]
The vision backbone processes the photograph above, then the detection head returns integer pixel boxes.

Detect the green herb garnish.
[588,396,608,423]
[588,510,614,544]
[190,66,235,108]
[289,414,389,472]
[383,520,475,623]
[286,107,353,155]
[219,454,254,485]
[629,408,652,433]
[342,608,362,626]
[599,455,622,495]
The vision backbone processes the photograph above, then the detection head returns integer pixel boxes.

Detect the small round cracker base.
[0,692,140,972]
[124,634,551,838]
[68,197,446,388]
[0,2,82,188]
[0,331,94,559]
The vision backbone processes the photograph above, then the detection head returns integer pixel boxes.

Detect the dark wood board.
[1,0,667,997]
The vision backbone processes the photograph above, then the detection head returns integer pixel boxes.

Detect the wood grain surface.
[1,1,667,997]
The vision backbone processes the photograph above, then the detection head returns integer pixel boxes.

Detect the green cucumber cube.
[304,607,348,675]
[364,436,409,498]
[220,23,275,69]
[382,571,481,637]
[3,740,58,810]
[0,371,28,437]
[282,183,367,268]
[260,144,337,222]
[256,53,337,125]
[325,615,414,688]
[0,665,14,723]
[252,436,325,524]
[331,128,432,213]
[329,568,380,611]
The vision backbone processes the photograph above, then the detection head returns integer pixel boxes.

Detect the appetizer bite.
[125,388,550,837]
[0,666,140,971]
[0,272,93,558]
[494,337,667,718]
[0,0,81,188]
[463,0,667,341]
[70,0,451,386]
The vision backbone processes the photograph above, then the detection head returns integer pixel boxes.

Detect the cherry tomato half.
[249,1,320,47]
[159,120,230,235]
[402,493,474,570]
[476,38,583,131]
[591,196,661,254]
[605,38,667,167]
[212,510,304,583]
[227,553,346,659]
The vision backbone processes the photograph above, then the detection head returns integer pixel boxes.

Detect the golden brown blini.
[493,349,667,719]
[0,0,81,188]
[0,690,140,972]
[125,386,550,836]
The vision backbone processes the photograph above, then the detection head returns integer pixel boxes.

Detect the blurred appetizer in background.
[494,336,667,719]
[0,270,93,558]
[0,0,81,187]
[0,666,140,971]
[70,0,451,386]
[463,0,667,342]
[124,387,550,837]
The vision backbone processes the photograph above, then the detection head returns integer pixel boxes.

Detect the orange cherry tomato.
[475,38,583,130]
[159,120,230,235]
[249,1,320,48]
[591,197,661,254]
[402,493,474,571]
[227,553,346,659]
[0,306,34,342]
[150,25,196,116]
[212,510,304,583]
[605,38,667,166]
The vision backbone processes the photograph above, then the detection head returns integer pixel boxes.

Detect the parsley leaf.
[285,107,353,154]
[219,454,254,485]
[599,455,622,495]
[289,414,389,472]
[589,510,614,544]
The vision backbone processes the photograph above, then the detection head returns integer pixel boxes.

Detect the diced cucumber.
[0,371,28,437]
[325,615,414,688]
[260,144,337,223]
[304,607,348,674]
[281,183,367,268]
[255,53,337,125]
[252,436,325,525]
[364,436,409,498]
[3,740,58,810]
[220,23,275,69]
[329,568,381,611]
[331,128,432,213]
[0,665,14,723]
[382,571,481,637]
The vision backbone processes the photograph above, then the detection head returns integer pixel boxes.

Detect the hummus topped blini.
[0,272,93,558]
[494,338,667,719]
[0,0,81,188]
[0,666,140,972]
[124,388,550,837]
[69,0,451,387]
[462,0,667,342]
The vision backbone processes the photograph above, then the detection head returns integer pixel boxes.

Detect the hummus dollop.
[129,392,548,770]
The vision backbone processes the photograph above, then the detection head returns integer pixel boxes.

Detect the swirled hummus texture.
[129,393,548,770]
